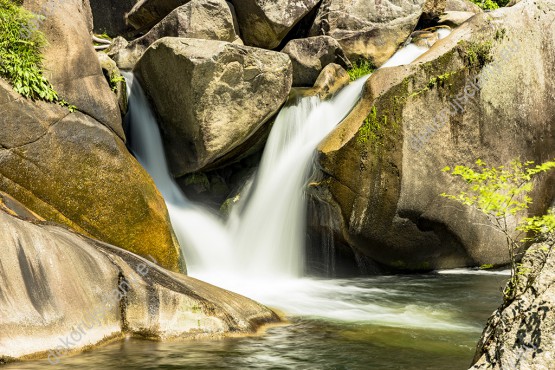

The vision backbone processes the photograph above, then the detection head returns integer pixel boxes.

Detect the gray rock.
[437,11,477,27]
[23,0,124,140]
[112,0,239,69]
[312,63,350,100]
[0,79,182,272]
[470,237,555,369]
[282,36,351,87]
[309,0,427,66]
[97,52,128,115]
[230,0,320,49]
[134,37,292,176]
[314,0,555,271]
[0,208,278,362]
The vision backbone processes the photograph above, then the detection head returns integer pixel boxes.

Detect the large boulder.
[89,0,136,36]
[0,208,278,363]
[23,0,124,140]
[0,78,182,272]
[134,37,292,176]
[111,0,240,69]
[230,0,320,49]
[471,236,555,369]
[309,0,428,67]
[282,36,351,87]
[313,0,555,271]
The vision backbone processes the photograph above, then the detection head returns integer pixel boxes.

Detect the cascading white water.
[228,77,369,279]
[123,72,234,273]
[122,31,470,327]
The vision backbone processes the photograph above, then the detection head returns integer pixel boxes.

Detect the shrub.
[0,0,57,101]
[441,159,555,301]
[347,59,374,82]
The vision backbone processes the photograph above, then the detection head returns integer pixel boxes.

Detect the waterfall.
[123,30,451,308]
[228,77,369,279]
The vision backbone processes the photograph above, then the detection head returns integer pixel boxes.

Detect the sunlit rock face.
[0,207,279,363]
[109,0,240,70]
[471,236,555,370]
[314,0,555,271]
[309,0,428,66]
[230,0,320,49]
[134,37,293,176]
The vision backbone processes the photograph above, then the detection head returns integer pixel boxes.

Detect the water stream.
[122,28,459,324]
[95,29,510,369]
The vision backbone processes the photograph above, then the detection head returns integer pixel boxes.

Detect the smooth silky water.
[7,29,510,369]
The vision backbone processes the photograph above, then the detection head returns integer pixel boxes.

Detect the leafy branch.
[441,159,555,301]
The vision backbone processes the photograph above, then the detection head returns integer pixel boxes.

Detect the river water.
[7,271,507,369]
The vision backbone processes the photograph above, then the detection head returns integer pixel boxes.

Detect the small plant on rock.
[441,159,555,302]
[347,59,375,81]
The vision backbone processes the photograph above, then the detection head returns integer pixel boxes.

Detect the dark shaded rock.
[126,0,189,30]
[89,0,136,36]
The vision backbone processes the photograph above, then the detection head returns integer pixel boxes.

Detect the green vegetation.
[347,59,375,82]
[469,0,510,10]
[109,74,125,92]
[358,106,388,145]
[441,159,555,301]
[460,40,494,69]
[479,264,495,270]
[0,0,76,111]
[427,72,456,89]
[0,0,57,101]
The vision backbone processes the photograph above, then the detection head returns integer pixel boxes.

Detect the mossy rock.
[0,79,183,272]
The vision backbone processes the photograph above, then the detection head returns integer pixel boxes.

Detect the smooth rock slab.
[134,37,292,176]
[0,209,279,363]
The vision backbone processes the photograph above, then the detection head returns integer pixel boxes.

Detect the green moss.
[480,264,495,270]
[184,173,210,189]
[358,106,389,145]
[459,40,494,69]
[427,72,457,89]
[347,59,375,81]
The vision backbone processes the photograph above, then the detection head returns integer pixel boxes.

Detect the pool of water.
[4,271,507,370]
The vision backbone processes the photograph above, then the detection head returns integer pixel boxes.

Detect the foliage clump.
[469,0,509,10]
[461,40,494,69]
[0,0,57,101]
[441,159,555,301]
[347,59,375,82]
